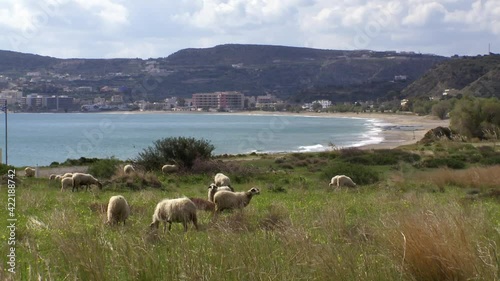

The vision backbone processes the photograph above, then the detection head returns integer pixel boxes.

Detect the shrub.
[420,158,466,169]
[480,155,500,165]
[0,164,16,176]
[87,157,122,179]
[135,137,215,171]
[322,162,380,185]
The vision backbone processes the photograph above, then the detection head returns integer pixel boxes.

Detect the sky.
[0,0,499,59]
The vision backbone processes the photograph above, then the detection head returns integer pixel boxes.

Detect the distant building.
[25,94,44,107]
[76,86,93,92]
[394,75,407,81]
[192,91,244,110]
[312,100,332,109]
[256,94,277,109]
[42,95,74,111]
[111,95,123,103]
[192,93,219,109]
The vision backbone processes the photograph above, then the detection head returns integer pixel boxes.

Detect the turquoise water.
[1,112,386,167]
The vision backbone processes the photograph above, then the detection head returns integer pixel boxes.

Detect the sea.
[1,112,388,167]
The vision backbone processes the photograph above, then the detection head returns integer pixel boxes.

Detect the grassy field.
[2,143,500,280]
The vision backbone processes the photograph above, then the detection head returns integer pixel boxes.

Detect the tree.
[177,98,186,107]
[431,100,452,120]
[450,97,500,139]
[135,137,215,171]
[311,102,323,111]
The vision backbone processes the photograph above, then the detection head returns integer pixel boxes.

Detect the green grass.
[3,145,500,280]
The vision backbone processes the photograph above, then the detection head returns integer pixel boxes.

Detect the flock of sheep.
[106,171,262,232]
[24,165,356,232]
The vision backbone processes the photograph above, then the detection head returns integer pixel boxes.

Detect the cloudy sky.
[0,0,499,59]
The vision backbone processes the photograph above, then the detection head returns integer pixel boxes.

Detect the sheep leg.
[192,215,198,231]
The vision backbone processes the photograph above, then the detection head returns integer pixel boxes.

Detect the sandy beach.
[107,110,450,150]
[242,111,450,150]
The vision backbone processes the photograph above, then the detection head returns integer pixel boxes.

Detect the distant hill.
[402,55,500,99]
[0,44,447,102]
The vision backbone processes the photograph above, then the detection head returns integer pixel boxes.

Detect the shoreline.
[105,110,449,150]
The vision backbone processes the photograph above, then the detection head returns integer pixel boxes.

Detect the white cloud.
[0,0,499,58]
[73,0,129,25]
[402,2,447,26]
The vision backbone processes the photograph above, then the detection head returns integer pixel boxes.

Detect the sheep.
[49,174,57,180]
[329,175,356,190]
[161,164,178,174]
[150,197,198,232]
[213,187,260,213]
[106,195,130,225]
[123,164,135,174]
[55,175,62,181]
[25,167,35,177]
[214,173,232,189]
[61,177,74,191]
[72,173,103,192]
[62,172,73,178]
[189,197,216,212]
[207,183,233,202]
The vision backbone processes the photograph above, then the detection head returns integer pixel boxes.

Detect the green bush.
[135,137,215,171]
[87,158,122,179]
[419,158,466,169]
[0,164,16,176]
[480,155,500,165]
[322,162,380,185]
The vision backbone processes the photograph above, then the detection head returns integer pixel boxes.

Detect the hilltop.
[0,44,446,102]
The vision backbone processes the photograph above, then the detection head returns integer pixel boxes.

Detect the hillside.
[402,54,500,99]
[0,44,447,102]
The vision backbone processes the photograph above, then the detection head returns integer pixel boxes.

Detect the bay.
[1,112,385,167]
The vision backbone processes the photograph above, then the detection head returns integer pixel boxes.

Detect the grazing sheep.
[61,177,74,191]
[49,174,57,180]
[25,167,35,177]
[214,187,260,213]
[72,173,103,192]
[207,183,233,202]
[62,172,73,178]
[106,195,130,225]
[123,164,135,174]
[161,164,178,174]
[214,173,232,189]
[55,175,62,181]
[150,197,198,232]
[329,175,356,190]
[189,197,216,212]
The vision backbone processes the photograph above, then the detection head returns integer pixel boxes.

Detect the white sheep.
[71,173,103,192]
[25,167,35,177]
[189,197,216,212]
[213,187,260,213]
[161,164,178,174]
[329,175,356,190]
[123,164,135,174]
[106,195,130,225]
[61,177,74,192]
[150,197,198,232]
[214,173,232,188]
[55,175,62,181]
[62,172,73,178]
[49,174,57,180]
[207,183,233,202]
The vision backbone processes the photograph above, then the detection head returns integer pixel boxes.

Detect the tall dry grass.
[384,201,499,280]
[407,165,500,190]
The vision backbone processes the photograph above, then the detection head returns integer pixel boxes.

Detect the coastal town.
[0,72,341,113]
[0,71,421,113]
